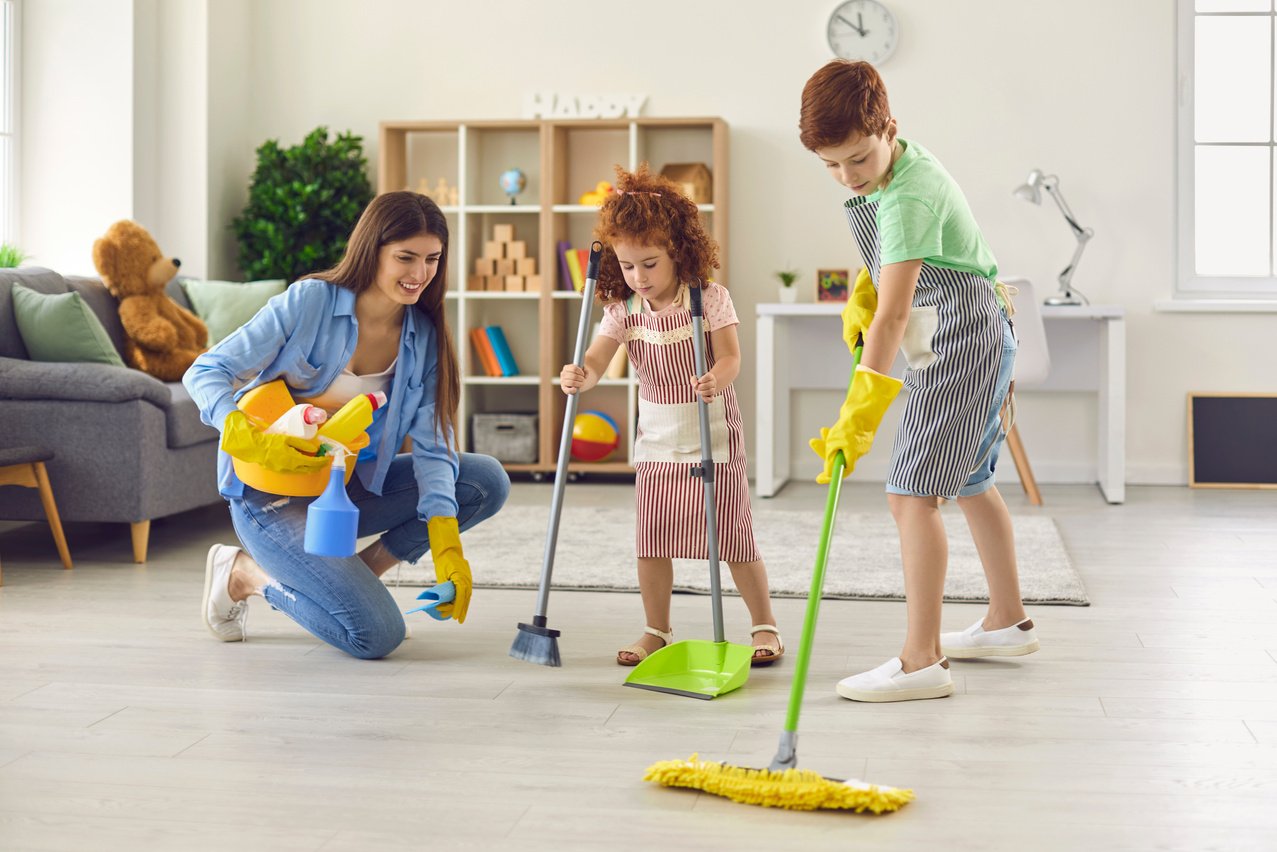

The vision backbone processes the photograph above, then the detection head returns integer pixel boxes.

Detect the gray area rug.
[385,504,1088,606]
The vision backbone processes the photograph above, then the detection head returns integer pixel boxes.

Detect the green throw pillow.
[11,284,127,367]
[182,278,287,344]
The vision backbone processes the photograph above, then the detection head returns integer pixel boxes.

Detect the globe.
[499,168,527,205]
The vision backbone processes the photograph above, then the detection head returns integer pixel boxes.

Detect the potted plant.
[0,243,27,268]
[232,126,374,283]
[775,268,799,303]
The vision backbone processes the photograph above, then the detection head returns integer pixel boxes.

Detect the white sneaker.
[941,617,1039,659]
[202,544,248,642]
[836,657,954,702]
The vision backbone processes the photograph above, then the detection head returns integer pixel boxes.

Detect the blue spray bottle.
[304,446,359,557]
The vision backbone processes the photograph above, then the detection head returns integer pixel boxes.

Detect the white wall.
[19,0,1276,485]
[20,0,134,274]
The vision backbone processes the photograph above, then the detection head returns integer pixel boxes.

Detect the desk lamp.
[1014,169,1092,306]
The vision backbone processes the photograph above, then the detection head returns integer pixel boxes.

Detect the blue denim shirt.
[183,278,459,521]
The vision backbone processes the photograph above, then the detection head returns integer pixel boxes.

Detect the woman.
[185,191,509,659]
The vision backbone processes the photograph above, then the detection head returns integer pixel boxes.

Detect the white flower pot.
[778,286,798,303]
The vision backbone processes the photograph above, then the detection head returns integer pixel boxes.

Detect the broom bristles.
[509,627,561,667]
[644,754,913,813]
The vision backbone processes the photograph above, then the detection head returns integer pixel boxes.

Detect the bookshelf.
[379,117,729,477]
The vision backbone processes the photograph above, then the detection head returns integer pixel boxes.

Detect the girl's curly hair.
[592,163,720,303]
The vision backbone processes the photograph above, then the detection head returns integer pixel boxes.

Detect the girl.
[801,60,1037,702]
[560,165,782,667]
[185,191,509,659]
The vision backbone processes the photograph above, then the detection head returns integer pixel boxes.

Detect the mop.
[643,338,913,812]
[509,241,603,667]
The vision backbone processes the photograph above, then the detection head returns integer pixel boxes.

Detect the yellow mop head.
[644,754,913,812]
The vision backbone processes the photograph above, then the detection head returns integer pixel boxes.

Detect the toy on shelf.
[659,163,712,204]
[499,168,527,205]
[414,177,459,207]
[578,180,613,206]
[469,222,541,292]
[571,409,620,462]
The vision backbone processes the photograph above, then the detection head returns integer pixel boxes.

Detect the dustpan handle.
[688,283,725,645]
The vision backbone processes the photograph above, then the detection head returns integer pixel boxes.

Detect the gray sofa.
[0,267,222,562]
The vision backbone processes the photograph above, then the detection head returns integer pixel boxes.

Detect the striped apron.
[844,196,1005,498]
[622,291,760,562]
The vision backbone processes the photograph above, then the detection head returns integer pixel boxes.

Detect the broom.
[509,241,603,667]
[643,338,913,812]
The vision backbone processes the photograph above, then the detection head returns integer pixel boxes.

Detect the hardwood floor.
[1,482,1275,851]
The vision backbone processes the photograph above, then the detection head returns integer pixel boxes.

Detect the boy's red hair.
[592,163,720,303]
[798,60,892,151]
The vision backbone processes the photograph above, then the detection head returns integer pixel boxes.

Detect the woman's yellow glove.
[841,268,878,356]
[427,516,472,623]
[808,365,903,484]
[220,410,327,474]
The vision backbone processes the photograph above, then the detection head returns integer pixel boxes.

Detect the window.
[1177,0,1277,297]
[0,0,15,246]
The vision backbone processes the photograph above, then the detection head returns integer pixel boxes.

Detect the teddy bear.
[92,220,208,382]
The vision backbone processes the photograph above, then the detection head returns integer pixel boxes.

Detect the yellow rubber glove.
[809,365,904,484]
[841,267,878,356]
[220,410,328,474]
[427,516,472,623]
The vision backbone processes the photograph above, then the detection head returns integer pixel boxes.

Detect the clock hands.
[837,12,868,37]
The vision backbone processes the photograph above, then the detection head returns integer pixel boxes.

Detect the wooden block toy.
[504,275,525,292]
[515,258,537,276]
[484,240,504,259]
[493,224,515,243]
[506,241,527,259]
[467,275,485,291]
[525,274,543,292]
[498,259,517,276]
[475,257,498,277]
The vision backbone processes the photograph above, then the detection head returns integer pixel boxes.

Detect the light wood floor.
[1,481,1275,851]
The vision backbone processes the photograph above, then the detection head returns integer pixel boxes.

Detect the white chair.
[999,276,1047,506]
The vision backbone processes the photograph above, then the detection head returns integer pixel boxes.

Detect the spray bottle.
[303,391,388,558]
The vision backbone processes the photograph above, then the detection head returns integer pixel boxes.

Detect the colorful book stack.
[469,224,542,292]
[469,326,520,377]
[556,240,593,291]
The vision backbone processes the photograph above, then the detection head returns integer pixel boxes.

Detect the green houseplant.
[775,268,799,303]
[232,127,374,283]
[0,243,27,268]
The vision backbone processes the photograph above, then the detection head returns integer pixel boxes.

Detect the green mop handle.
[782,341,860,735]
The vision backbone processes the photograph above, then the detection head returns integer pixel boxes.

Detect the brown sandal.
[749,624,785,667]
[616,626,673,667]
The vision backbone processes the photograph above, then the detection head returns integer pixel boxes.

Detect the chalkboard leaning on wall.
[1188,393,1277,489]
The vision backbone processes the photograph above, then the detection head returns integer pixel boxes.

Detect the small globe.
[499,168,527,202]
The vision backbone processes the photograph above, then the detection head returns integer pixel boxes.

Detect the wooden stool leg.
[1005,425,1043,506]
[131,520,151,564]
[32,462,73,569]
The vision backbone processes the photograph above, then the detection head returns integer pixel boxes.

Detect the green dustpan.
[625,640,753,699]
[624,283,753,700]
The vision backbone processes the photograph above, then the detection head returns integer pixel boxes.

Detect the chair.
[999,277,1048,506]
[0,446,74,584]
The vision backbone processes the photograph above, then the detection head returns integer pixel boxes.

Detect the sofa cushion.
[0,267,70,359]
[180,277,287,344]
[11,284,128,367]
[65,275,130,358]
[165,380,219,448]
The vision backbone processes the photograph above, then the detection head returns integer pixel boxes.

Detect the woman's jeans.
[229,453,509,659]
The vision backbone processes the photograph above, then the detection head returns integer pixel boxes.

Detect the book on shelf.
[469,327,502,377]
[563,247,584,292]
[556,240,574,291]
[484,326,519,376]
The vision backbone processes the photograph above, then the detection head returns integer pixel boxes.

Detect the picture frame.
[817,268,850,301]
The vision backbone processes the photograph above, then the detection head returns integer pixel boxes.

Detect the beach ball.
[571,410,620,462]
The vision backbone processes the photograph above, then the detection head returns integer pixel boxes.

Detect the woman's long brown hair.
[309,191,459,450]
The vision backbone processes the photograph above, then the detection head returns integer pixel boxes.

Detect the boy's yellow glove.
[220,410,327,474]
[427,516,472,623]
[809,365,903,483]
[841,267,878,355]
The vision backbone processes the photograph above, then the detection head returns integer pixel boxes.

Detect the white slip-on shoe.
[202,544,249,642]
[941,617,1039,659]
[836,657,954,702]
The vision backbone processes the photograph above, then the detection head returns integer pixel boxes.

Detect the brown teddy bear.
[92,220,208,382]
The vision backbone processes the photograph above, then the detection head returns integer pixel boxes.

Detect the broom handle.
[534,241,603,622]
[688,284,725,645]
[782,342,860,734]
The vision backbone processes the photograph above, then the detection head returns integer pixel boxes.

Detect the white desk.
[755,302,1126,503]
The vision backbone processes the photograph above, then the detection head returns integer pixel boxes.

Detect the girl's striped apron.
[844,196,1005,498]
[622,289,760,562]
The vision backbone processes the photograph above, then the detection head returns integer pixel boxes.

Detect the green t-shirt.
[863,138,998,282]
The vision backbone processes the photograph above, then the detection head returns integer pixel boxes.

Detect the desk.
[755,302,1126,503]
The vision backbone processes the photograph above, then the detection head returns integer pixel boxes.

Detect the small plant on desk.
[775,269,799,303]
